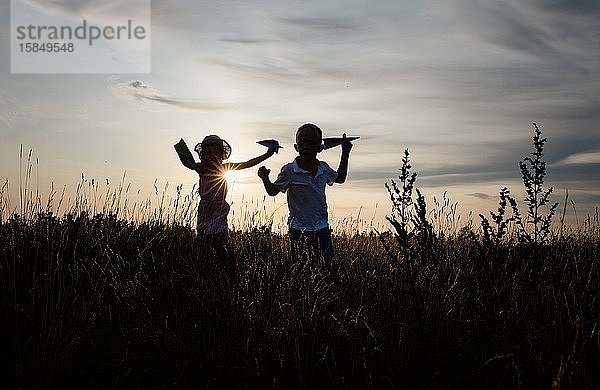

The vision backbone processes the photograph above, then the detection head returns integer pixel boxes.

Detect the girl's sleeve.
[193,162,203,174]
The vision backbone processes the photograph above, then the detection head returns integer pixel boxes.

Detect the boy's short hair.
[296,123,322,142]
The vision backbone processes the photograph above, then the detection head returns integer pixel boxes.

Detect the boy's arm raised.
[258,166,280,196]
[335,140,353,183]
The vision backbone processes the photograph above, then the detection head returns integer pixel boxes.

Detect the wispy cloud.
[0,90,39,129]
[466,192,495,201]
[20,0,146,21]
[553,150,600,166]
[220,38,273,45]
[0,91,18,129]
[109,80,228,111]
[280,16,360,33]
[447,1,598,71]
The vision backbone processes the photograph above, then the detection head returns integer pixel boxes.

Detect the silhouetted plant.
[515,123,559,244]
[480,123,559,245]
[382,149,435,256]
[384,149,417,246]
[479,187,513,248]
[412,188,435,264]
[380,149,440,363]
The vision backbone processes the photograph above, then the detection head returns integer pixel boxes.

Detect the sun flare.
[224,169,241,186]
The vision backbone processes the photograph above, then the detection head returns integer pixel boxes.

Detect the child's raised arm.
[335,138,353,184]
[179,155,199,170]
[174,139,200,171]
[225,149,275,171]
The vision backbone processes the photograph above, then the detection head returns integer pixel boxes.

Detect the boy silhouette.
[258,123,353,271]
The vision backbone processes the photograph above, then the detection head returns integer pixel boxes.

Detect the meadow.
[0,125,598,389]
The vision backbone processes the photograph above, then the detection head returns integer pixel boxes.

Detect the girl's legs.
[194,230,210,264]
[209,231,235,279]
[195,230,234,279]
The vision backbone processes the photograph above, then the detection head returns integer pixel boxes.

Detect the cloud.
[20,0,95,17]
[0,90,38,129]
[466,192,495,200]
[0,91,18,129]
[19,0,146,21]
[109,80,228,111]
[220,38,273,45]
[448,1,596,70]
[0,2,8,20]
[553,150,600,166]
[528,0,600,14]
[280,16,359,33]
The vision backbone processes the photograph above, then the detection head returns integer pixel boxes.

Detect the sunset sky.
[1,0,599,230]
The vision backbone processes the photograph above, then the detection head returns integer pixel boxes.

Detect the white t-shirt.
[273,158,338,231]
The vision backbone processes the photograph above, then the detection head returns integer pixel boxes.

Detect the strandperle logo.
[10,0,151,74]
[15,19,147,46]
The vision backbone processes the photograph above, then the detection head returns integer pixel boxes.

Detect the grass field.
[1,127,599,389]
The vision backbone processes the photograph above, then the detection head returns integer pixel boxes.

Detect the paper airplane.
[323,134,360,150]
[257,139,283,153]
[174,138,194,161]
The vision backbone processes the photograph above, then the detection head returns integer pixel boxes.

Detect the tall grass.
[0,129,599,389]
